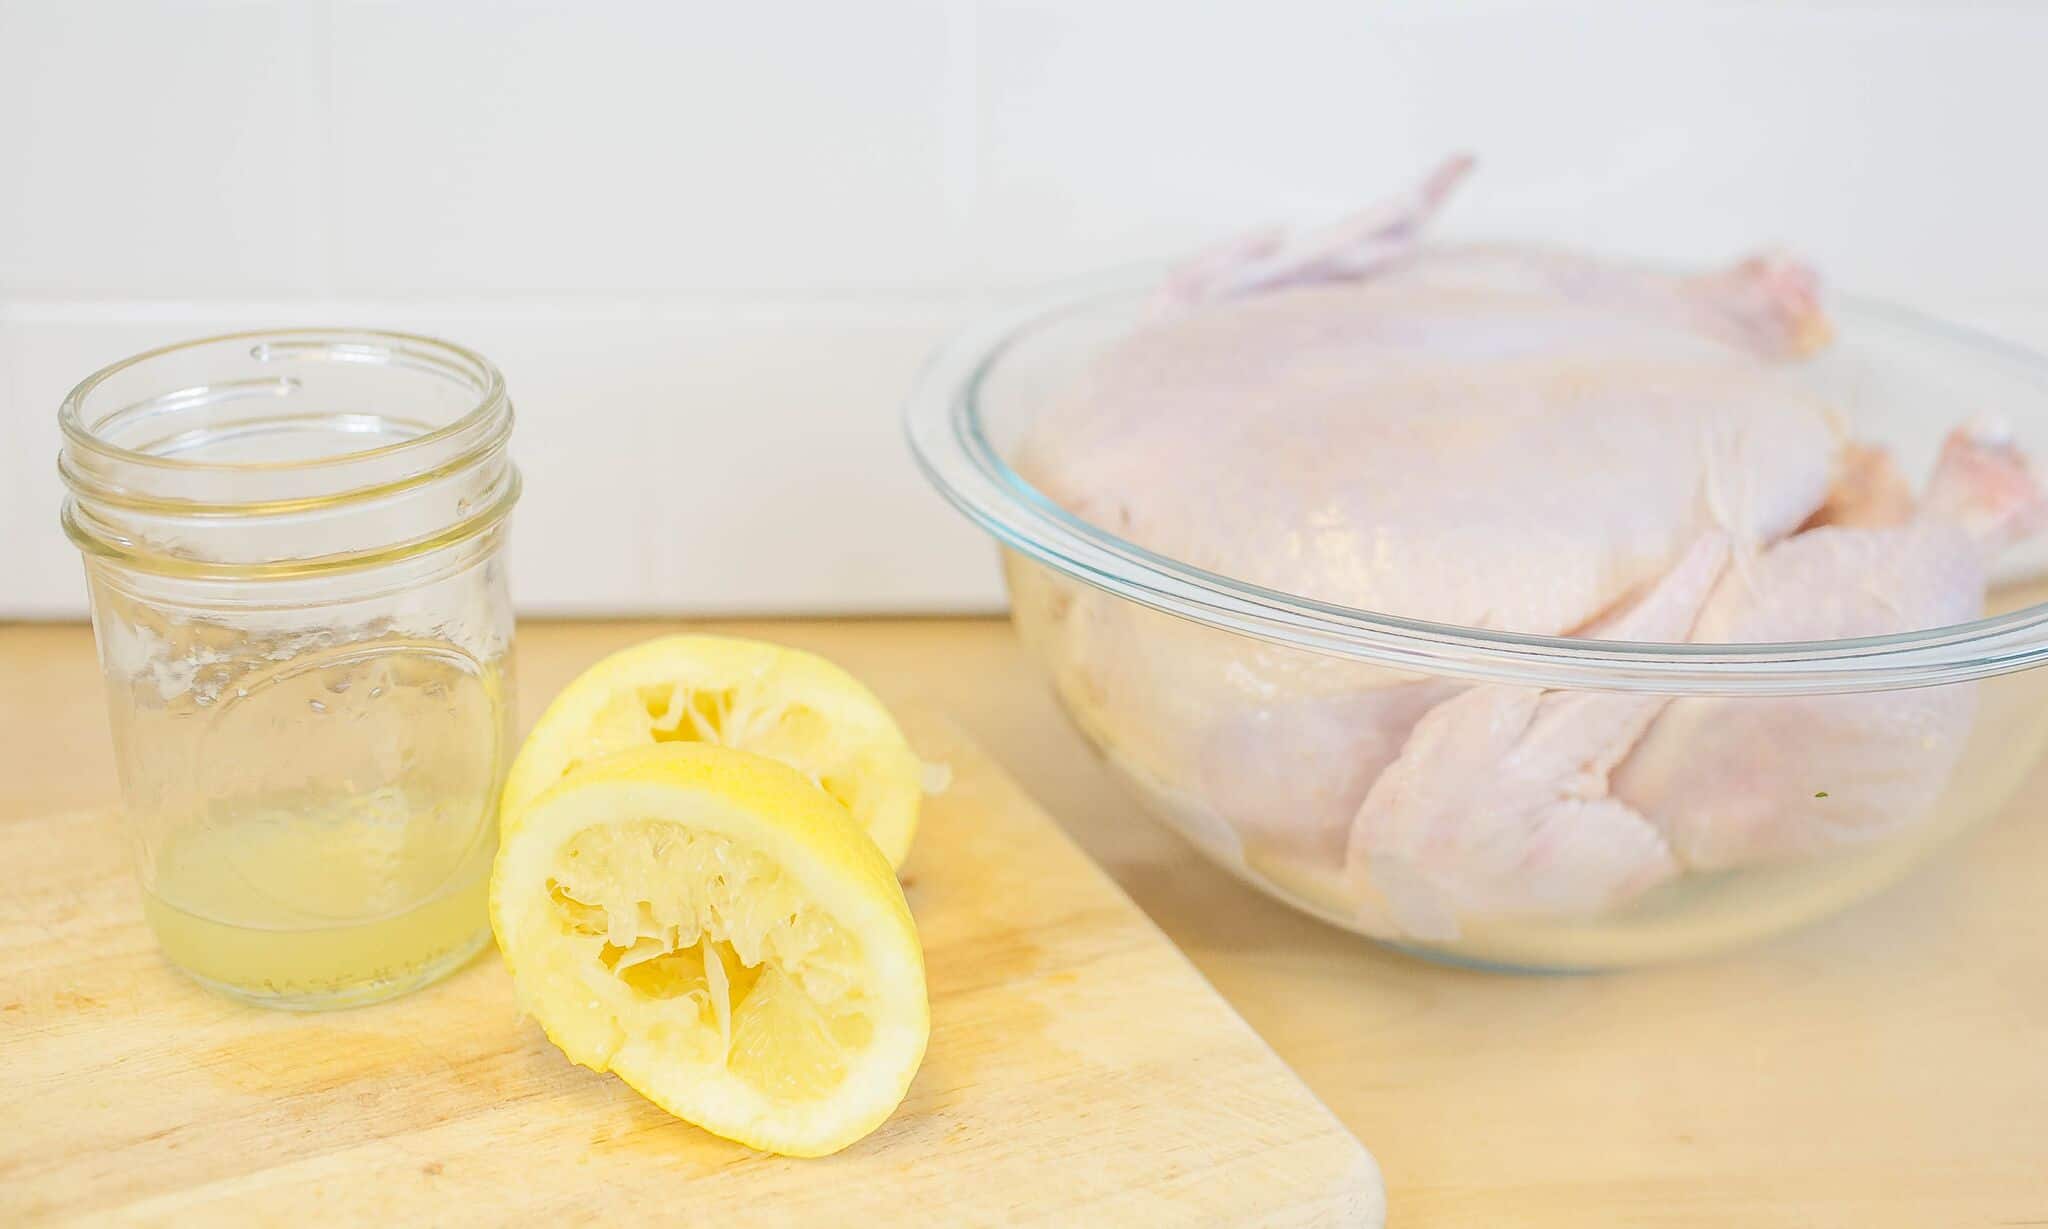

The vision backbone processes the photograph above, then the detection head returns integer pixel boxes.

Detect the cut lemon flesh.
[491,743,928,1157]
[502,636,921,867]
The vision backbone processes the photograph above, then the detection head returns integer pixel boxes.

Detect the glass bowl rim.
[905,271,2048,697]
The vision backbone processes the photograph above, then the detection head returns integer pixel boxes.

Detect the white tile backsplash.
[326,1,965,293]
[0,0,326,295]
[976,1,1434,280]
[0,299,1004,617]
[461,300,1003,616]
[6,0,2048,616]
[976,1,2048,299]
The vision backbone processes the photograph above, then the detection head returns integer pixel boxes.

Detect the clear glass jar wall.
[60,331,520,1009]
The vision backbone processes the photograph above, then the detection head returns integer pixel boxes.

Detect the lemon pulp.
[492,744,927,1156]
[546,819,875,1100]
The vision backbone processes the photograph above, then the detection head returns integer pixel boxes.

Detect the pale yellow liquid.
[109,630,512,1009]
[142,791,497,1009]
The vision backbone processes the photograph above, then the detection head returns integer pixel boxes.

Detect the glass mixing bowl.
[907,277,2048,969]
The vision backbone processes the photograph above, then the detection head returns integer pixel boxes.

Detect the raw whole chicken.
[1018,158,1839,868]
[1013,158,2046,940]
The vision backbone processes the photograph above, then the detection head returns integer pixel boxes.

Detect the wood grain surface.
[0,697,1380,1226]
[4,619,2047,1227]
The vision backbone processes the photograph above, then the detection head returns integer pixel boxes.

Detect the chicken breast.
[1013,159,1841,873]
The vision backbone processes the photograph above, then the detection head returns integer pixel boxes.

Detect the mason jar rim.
[59,328,519,581]
[58,327,508,475]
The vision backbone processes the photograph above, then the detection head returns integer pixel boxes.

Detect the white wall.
[6,0,2046,616]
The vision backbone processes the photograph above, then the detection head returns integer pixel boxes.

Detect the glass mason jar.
[58,330,520,1010]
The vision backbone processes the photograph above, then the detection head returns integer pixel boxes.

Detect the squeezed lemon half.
[501,636,921,867]
[491,743,928,1157]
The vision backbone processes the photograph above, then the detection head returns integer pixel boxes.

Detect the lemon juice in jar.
[142,794,499,1007]
[62,331,521,1010]
[131,639,511,1006]
[105,619,517,1010]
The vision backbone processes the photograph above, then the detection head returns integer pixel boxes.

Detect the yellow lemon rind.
[499,635,919,868]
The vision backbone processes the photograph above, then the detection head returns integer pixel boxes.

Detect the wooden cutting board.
[0,710,1383,1227]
